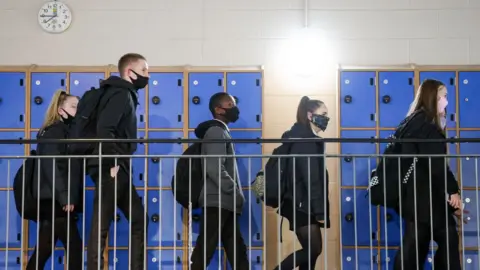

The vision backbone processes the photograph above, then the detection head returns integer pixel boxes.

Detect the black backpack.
[368,112,420,208]
[251,142,293,209]
[13,150,38,221]
[68,87,108,155]
[171,122,228,209]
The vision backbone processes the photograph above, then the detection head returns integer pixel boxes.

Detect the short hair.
[118,53,146,75]
[209,92,230,116]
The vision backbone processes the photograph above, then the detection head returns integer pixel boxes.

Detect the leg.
[273,224,323,270]
[394,221,431,270]
[56,215,84,270]
[26,220,59,270]
[190,207,226,270]
[87,173,118,270]
[221,209,249,270]
[433,222,461,270]
[116,173,148,270]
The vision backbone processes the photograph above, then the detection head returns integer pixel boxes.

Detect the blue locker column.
[147,131,184,187]
[462,250,479,270]
[148,73,184,129]
[225,72,262,129]
[0,190,23,249]
[69,72,105,97]
[340,130,377,187]
[0,250,22,268]
[340,71,376,128]
[30,73,67,129]
[378,71,415,128]
[342,248,378,269]
[419,71,456,128]
[459,72,480,128]
[459,131,480,188]
[461,190,480,248]
[188,73,224,129]
[132,131,146,187]
[0,72,26,128]
[110,72,146,128]
[0,132,24,188]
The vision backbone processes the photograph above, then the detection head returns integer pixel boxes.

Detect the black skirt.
[279,200,318,231]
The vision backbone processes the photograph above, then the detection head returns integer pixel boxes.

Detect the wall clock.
[38,1,72,33]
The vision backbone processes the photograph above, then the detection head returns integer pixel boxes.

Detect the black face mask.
[61,109,75,125]
[221,106,240,123]
[311,114,329,131]
[129,70,149,90]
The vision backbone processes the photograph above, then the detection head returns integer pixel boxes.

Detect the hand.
[448,193,462,209]
[454,209,470,224]
[63,205,74,212]
[110,166,120,179]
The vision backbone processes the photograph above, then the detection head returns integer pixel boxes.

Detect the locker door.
[188,73,224,129]
[28,250,65,270]
[147,190,183,247]
[340,130,377,187]
[379,206,405,247]
[0,250,22,269]
[147,131,184,187]
[379,249,397,270]
[238,190,263,247]
[148,73,184,129]
[109,250,129,270]
[340,71,376,128]
[419,71,456,128]
[110,72,146,128]
[69,72,104,97]
[132,131,146,187]
[226,72,262,129]
[0,72,26,128]
[342,248,378,269]
[108,190,145,247]
[31,73,67,129]
[0,191,22,249]
[230,131,262,187]
[459,131,480,188]
[0,132,24,188]
[341,189,378,246]
[378,71,414,128]
[459,72,480,128]
[208,249,225,270]
[147,249,184,269]
[379,130,394,154]
[461,190,480,248]
[462,250,479,270]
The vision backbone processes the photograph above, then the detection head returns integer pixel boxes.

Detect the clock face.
[38,1,72,33]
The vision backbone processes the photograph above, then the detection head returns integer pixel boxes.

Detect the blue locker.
[131,131,146,187]
[378,71,415,128]
[226,73,262,129]
[188,73,224,129]
[227,249,263,270]
[379,248,397,270]
[0,72,26,128]
[208,249,225,269]
[379,206,404,247]
[108,249,128,269]
[148,73,184,129]
[230,131,262,187]
[147,131,184,187]
[419,71,456,128]
[340,130,377,187]
[28,250,64,270]
[341,189,378,246]
[147,190,183,247]
[108,189,145,247]
[0,191,22,249]
[0,132,25,188]
[31,73,67,129]
[340,71,376,128]
[110,72,146,128]
[147,249,184,269]
[342,248,378,269]
[0,250,22,269]
[462,250,479,270]
[69,72,104,97]
[238,190,263,247]
[461,190,480,248]
[459,131,480,188]
[459,72,480,128]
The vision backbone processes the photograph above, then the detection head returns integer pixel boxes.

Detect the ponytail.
[40,89,71,131]
[296,96,325,125]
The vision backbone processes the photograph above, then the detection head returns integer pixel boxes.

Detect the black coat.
[399,110,459,228]
[281,122,330,227]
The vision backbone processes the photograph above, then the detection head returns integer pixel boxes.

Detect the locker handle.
[139,137,144,145]
[139,173,143,181]
[61,79,65,86]
[177,79,182,86]
[408,78,413,85]
[17,233,21,241]
[176,256,181,263]
[19,115,24,122]
[450,137,456,145]
[370,136,375,144]
[140,115,144,122]
[58,256,63,264]
[177,233,181,240]
[115,214,121,222]
[152,96,160,105]
[256,256,260,263]
[152,157,160,163]
[256,114,261,122]
[344,213,353,222]
[256,137,260,145]
[151,214,159,222]
[382,95,391,104]
[370,113,376,121]
[372,232,376,240]
[450,113,456,122]
[218,79,222,86]
[34,96,43,105]
[256,79,260,86]
[344,157,352,162]
[256,233,260,240]
[450,78,455,85]
[16,257,20,264]
[369,78,374,85]
[177,137,182,145]
[192,96,200,105]
[177,115,182,122]
[344,95,352,103]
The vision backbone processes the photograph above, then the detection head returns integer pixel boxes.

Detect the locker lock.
[382,95,391,104]
[34,96,43,105]
[152,96,160,105]
[115,214,121,222]
[344,95,352,103]
[192,96,200,104]
[192,214,201,222]
[344,213,354,222]
[386,213,392,222]
[0,98,2,103]
[344,156,352,162]
[151,214,159,223]
[233,96,239,104]
[152,157,160,163]
[176,256,181,263]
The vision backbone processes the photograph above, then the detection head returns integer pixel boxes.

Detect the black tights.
[274,224,323,270]
[26,216,83,270]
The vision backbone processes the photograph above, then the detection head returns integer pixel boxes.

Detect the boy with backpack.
[186,92,249,270]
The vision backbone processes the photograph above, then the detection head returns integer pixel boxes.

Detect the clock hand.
[45,16,55,23]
